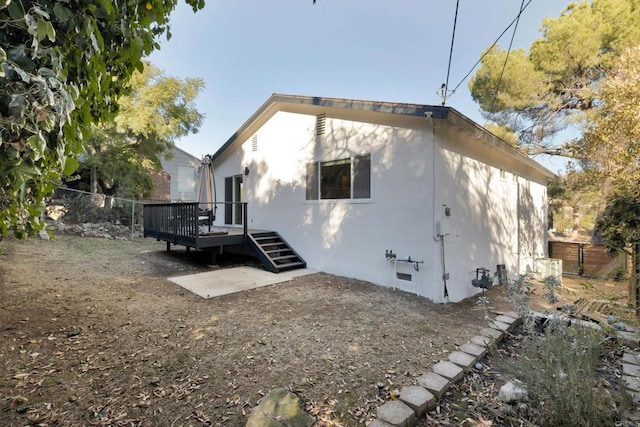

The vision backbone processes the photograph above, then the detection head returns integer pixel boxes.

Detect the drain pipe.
[385,249,397,290]
[440,236,449,299]
[428,113,449,301]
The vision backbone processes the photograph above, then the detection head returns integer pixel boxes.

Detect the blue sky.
[149,0,572,173]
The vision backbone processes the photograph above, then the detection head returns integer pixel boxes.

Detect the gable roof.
[211,93,555,182]
[170,146,200,163]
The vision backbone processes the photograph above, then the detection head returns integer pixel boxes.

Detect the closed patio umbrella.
[195,155,216,227]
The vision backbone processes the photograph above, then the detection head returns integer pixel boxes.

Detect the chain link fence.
[46,187,150,240]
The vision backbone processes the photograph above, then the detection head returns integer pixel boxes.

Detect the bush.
[64,195,100,224]
[486,274,629,426]
[498,322,621,426]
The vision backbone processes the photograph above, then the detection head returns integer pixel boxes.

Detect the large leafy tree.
[79,63,204,198]
[469,0,640,157]
[597,186,640,311]
[582,46,640,192]
[0,0,204,238]
[590,47,640,309]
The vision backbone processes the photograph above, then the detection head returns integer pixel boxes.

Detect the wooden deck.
[143,202,306,272]
[143,202,250,250]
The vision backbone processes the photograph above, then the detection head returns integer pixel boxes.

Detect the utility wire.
[448,0,534,98]
[487,0,526,115]
[441,0,460,106]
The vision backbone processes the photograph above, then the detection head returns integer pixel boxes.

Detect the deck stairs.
[248,231,306,273]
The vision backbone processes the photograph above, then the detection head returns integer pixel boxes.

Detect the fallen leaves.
[2,235,534,427]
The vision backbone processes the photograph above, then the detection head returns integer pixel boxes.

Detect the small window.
[177,166,196,192]
[305,154,372,201]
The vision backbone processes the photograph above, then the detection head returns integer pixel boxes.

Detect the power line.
[441,0,460,106]
[447,0,534,98]
[487,0,527,115]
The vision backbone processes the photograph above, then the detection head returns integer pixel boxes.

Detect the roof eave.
[445,108,557,182]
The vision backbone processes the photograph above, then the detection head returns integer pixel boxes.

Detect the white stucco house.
[209,94,555,303]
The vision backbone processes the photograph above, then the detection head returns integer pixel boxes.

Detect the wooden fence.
[548,241,625,277]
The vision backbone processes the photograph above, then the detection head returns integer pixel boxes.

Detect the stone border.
[368,310,640,427]
[370,311,522,427]
[620,348,640,422]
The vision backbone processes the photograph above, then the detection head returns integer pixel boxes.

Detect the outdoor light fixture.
[244,166,250,176]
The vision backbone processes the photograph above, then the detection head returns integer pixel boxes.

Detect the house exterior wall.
[432,128,548,302]
[160,147,200,201]
[213,110,549,303]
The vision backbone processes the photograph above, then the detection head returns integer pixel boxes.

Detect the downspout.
[428,113,449,301]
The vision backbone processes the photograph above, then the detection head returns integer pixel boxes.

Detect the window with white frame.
[306,154,371,200]
[177,166,196,193]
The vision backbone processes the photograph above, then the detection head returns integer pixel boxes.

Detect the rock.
[498,380,527,403]
[474,362,484,370]
[46,205,67,220]
[615,322,628,331]
[246,389,314,427]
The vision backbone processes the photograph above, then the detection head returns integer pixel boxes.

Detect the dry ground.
[0,234,630,426]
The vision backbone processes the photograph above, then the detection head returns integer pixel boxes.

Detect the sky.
[148,0,573,173]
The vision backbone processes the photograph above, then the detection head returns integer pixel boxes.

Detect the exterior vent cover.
[251,135,258,152]
[396,272,412,281]
[316,113,326,136]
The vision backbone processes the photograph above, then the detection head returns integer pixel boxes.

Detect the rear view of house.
[143,94,554,302]
[206,94,555,303]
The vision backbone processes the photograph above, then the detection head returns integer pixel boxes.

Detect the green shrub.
[499,322,622,426]
[64,195,100,224]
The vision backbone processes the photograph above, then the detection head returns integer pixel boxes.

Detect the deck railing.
[143,202,249,246]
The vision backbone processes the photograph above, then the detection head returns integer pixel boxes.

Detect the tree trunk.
[91,166,97,193]
[629,245,640,317]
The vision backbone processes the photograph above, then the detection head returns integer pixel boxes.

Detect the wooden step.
[271,254,299,261]
[264,248,292,255]
[257,241,283,246]
[252,232,277,237]
[248,231,306,273]
[260,244,288,250]
[253,236,281,242]
[276,261,305,270]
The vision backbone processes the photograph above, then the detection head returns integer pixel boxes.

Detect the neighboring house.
[206,94,555,303]
[160,146,201,201]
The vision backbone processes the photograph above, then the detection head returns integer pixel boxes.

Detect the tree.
[589,45,640,309]
[485,123,518,147]
[0,0,204,238]
[548,167,602,233]
[79,63,204,198]
[469,0,640,157]
[597,187,640,312]
[581,46,640,192]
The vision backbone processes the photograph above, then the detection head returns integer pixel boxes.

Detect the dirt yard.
[0,234,625,426]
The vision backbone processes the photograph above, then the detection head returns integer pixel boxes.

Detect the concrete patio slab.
[168,267,315,298]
